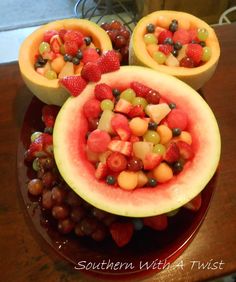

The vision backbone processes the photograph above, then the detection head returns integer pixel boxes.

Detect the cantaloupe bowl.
[129,11,220,90]
[18,18,113,106]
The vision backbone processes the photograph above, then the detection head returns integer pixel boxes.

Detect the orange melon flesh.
[129,11,220,90]
[18,18,113,106]
[53,66,221,217]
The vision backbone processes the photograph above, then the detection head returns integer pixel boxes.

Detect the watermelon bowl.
[17,66,220,280]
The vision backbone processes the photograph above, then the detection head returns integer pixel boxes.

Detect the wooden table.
[0,23,236,282]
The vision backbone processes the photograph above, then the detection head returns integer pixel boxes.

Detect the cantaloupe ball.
[51,54,66,74]
[156,15,171,29]
[178,18,190,30]
[117,171,138,190]
[157,125,172,144]
[137,171,148,187]
[173,131,192,145]
[153,163,173,183]
[129,117,148,136]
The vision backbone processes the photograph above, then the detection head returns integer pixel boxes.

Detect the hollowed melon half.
[53,66,221,217]
[18,18,113,106]
[129,10,220,90]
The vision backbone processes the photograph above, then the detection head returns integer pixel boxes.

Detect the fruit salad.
[144,18,211,67]
[24,104,201,247]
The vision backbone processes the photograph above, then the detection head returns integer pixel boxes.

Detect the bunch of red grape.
[101,20,131,65]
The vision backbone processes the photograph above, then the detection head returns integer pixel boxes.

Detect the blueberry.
[76,50,83,59]
[84,36,92,46]
[112,88,121,97]
[172,49,179,57]
[132,218,143,230]
[174,42,182,50]
[37,55,47,65]
[164,37,174,45]
[146,23,155,33]
[169,22,178,32]
[106,175,116,185]
[148,178,157,187]
[172,19,178,24]
[72,57,80,65]
[172,128,181,136]
[173,161,184,173]
[169,102,176,109]
[64,54,73,62]
[199,41,206,47]
[148,121,158,130]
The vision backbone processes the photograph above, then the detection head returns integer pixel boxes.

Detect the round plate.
[17,97,217,280]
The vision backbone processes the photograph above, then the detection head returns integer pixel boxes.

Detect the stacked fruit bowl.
[18,11,221,277]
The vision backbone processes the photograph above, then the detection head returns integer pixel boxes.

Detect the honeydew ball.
[144,33,158,45]
[197,28,209,41]
[45,70,57,80]
[132,97,148,109]
[101,99,114,111]
[39,42,50,55]
[143,130,160,144]
[202,47,212,62]
[120,88,136,102]
[153,144,166,155]
[153,51,166,64]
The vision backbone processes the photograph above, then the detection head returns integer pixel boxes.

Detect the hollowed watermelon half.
[53,66,221,217]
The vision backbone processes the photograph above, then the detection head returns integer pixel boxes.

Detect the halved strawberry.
[176,141,194,160]
[164,142,180,163]
[143,153,162,170]
[95,162,108,180]
[115,126,131,141]
[94,83,113,100]
[159,44,173,55]
[184,194,202,211]
[107,152,127,172]
[97,50,120,74]
[114,99,132,114]
[59,75,87,97]
[111,114,131,141]
[128,105,145,118]
[43,30,58,43]
[130,81,151,98]
[108,140,132,156]
[50,35,62,53]
[110,222,134,247]
[143,214,168,231]
[42,105,60,128]
[81,62,101,82]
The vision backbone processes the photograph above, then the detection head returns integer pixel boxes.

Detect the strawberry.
[97,50,120,73]
[128,105,145,118]
[184,194,202,211]
[158,30,173,44]
[58,29,67,42]
[107,152,127,172]
[114,99,132,114]
[173,29,190,45]
[176,141,194,160]
[143,153,162,170]
[87,129,111,153]
[159,44,174,55]
[115,126,131,141]
[64,40,78,56]
[186,43,203,65]
[143,214,168,231]
[110,222,134,247]
[130,81,152,98]
[164,142,180,163]
[166,108,188,131]
[50,35,62,53]
[81,62,101,82]
[94,83,113,101]
[95,162,108,180]
[83,98,101,119]
[43,30,58,43]
[82,48,100,64]
[108,140,132,156]
[42,105,60,128]
[64,30,84,47]
[59,75,87,97]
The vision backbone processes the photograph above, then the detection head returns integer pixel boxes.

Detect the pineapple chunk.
[145,103,171,124]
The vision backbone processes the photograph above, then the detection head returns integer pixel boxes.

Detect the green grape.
[143,130,160,144]
[167,209,180,217]
[144,33,157,45]
[153,51,166,64]
[202,46,212,62]
[197,28,208,41]
[39,42,51,55]
[153,144,166,155]
[30,131,42,142]
[32,158,40,171]
[101,99,114,111]
[45,70,57,80]
[132,97,148,109]
[120,88,136,102]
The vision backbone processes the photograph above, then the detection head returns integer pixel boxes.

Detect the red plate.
[17,97,217,280]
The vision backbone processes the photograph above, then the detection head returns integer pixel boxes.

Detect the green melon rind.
[53,66,221,217]
[129,10,220,90]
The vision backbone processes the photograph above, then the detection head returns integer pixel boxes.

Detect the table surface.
[0,23,236,282]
